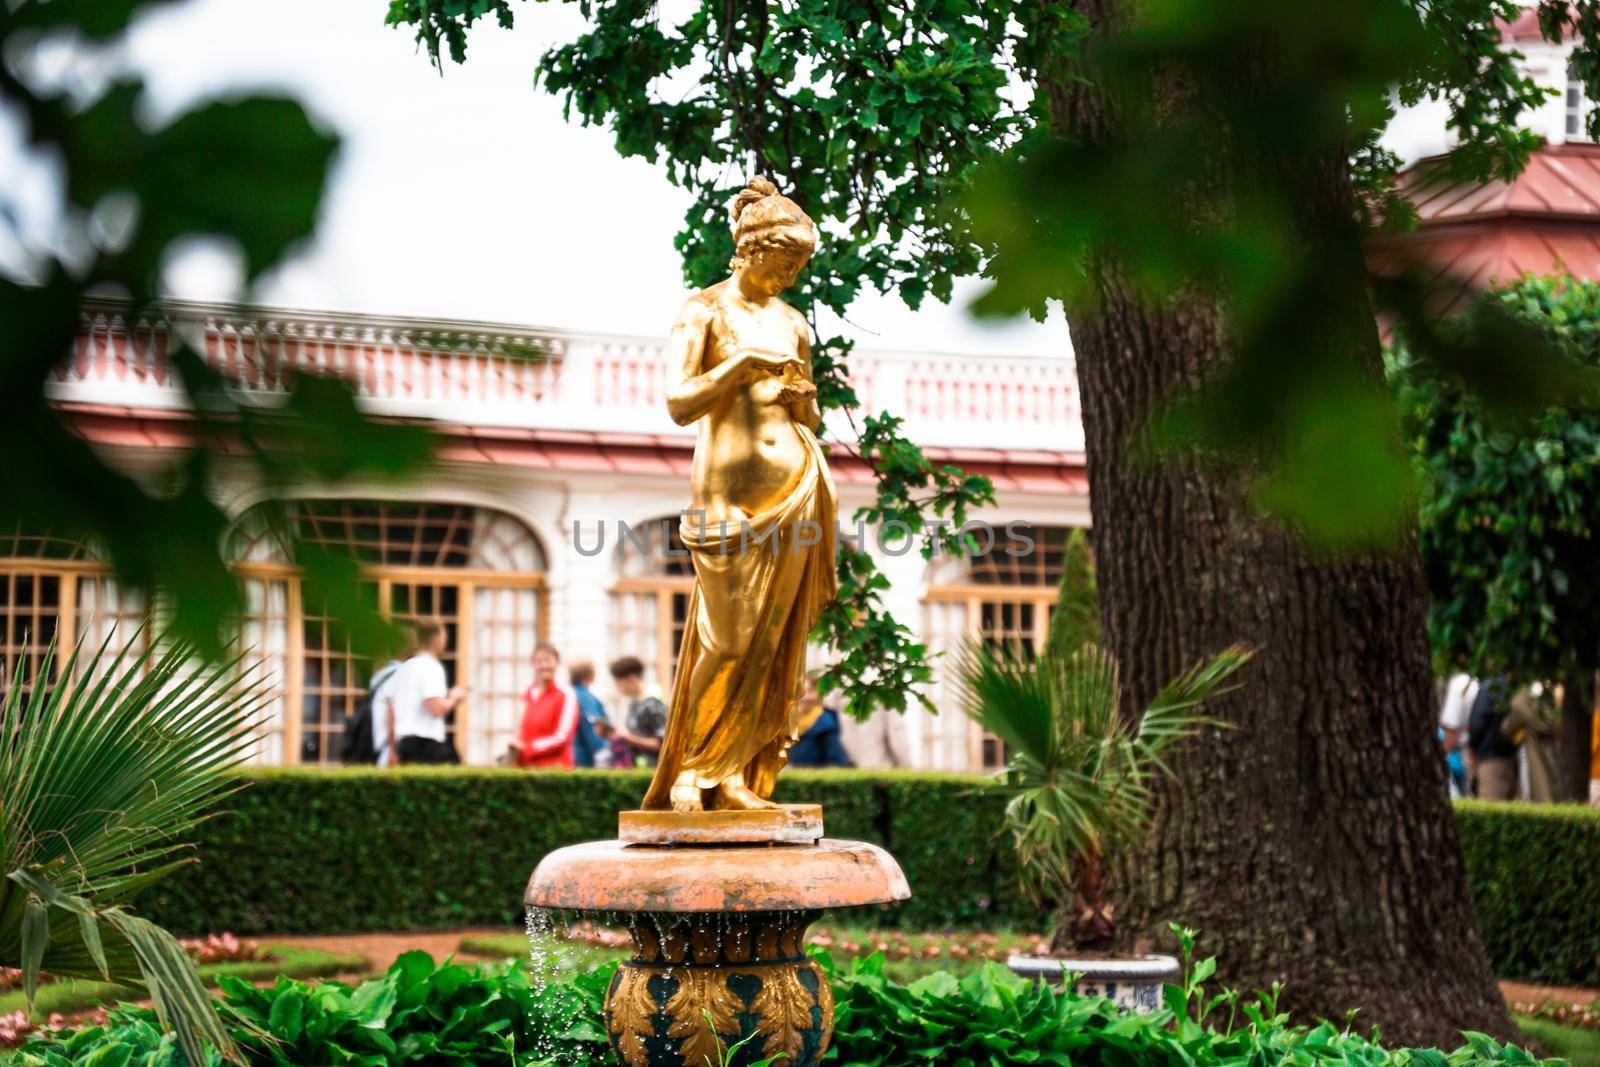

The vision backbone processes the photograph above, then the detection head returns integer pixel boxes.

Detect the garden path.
[265,927,513,975]
[1501,981,1598,1010]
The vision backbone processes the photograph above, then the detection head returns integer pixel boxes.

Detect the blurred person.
[1505,682,1563,803]
[358,627,416,767]
[568,660,613,769]
[787,671,853,768]
[1467,675,1519,800]
[386,619,468,765]
[515,642,579,768]
[609,656,667,767]
[1438,671,1477,798]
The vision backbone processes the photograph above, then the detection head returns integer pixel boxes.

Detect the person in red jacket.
[516,642,579,768]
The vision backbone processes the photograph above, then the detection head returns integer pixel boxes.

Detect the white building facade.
[1502,10,1597,146]
[20,301,1086,773]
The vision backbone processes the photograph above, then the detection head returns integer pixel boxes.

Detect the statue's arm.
[664,299,746,426]
[788,317,822,433]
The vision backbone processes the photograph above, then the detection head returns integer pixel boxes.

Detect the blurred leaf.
[21,897,49,1004]
[62,90,337,282]
[295,543,406,660]
[1380,270,1600,421]
[1253,379,1417,548]
[0,4,445,664]
[8,0,189,39]
[269,374,435,482]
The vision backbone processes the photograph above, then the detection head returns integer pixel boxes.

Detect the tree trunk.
[1036,1,1514,1047]
[1555,675,1595,803]
[1050,850,1114,955]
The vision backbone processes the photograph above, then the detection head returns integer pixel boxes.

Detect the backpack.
[1466,676,1517,761]
[340,661,402,765]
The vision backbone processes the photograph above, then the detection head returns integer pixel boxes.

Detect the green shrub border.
[1455,799,1600,986]
[135,770,1600,984]
[137,768,1030,936]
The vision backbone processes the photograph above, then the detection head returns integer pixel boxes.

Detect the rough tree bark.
[1556,676,1595,802]
[1036,1,1515,1046]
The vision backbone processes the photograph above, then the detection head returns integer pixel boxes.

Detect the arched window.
[0,526,144,700]
[609,516,694,694]
[924,524,1083,771]
[230,499,547,766]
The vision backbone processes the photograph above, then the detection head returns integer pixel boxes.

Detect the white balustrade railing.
[50,301,1083,452]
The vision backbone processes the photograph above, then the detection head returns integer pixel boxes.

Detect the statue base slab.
[527,837,907,913]
[617,804,822,845]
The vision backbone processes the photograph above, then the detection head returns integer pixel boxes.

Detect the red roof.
[58,404,1090,496]
[1500,8,1548,42]
[1395,143,1600,224]
[1367,145,1600,318]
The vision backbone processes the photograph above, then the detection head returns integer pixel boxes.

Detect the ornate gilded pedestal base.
[607,911,831,1067]
[527,839,908,1067]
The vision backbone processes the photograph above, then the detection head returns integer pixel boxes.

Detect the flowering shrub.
[1511,999,1600,1031]
[0,1010,66,1050]
[179,933,262,965]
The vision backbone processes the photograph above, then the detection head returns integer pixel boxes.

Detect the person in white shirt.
[367,655,406,767]
[384,619,469,766]
[1439,672,1478,798]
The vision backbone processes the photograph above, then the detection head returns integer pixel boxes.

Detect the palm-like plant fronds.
[0,629,269,1064]
[954,640,1251,948]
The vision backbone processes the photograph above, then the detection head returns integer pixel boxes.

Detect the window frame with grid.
[0,529,154,699]
[1569,57,1592,141]
[609,516,694,696]
[230,499,548,766]
[923,524,1083,771]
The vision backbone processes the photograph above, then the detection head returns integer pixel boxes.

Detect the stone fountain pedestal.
[526,812,909,1067]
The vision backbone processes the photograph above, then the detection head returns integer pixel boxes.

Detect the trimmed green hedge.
[1456,799,1600,986]
[137,771,1600,985]
[137,768,1031,936]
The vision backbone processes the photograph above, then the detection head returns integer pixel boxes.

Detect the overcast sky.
[8,0,1453,355]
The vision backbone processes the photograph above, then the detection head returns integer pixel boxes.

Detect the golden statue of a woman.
[640,177,837,814]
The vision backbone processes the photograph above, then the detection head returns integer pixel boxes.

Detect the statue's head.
[730,176,816,296]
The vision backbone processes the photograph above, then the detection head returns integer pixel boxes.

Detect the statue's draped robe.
[641,425,837,808]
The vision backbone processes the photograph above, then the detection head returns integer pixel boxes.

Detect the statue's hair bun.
[731,176,781,223]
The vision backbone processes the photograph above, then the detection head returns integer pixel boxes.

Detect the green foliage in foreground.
[1,636,267,1065]
[6,950,1558,1067]
[3,0,434,658]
